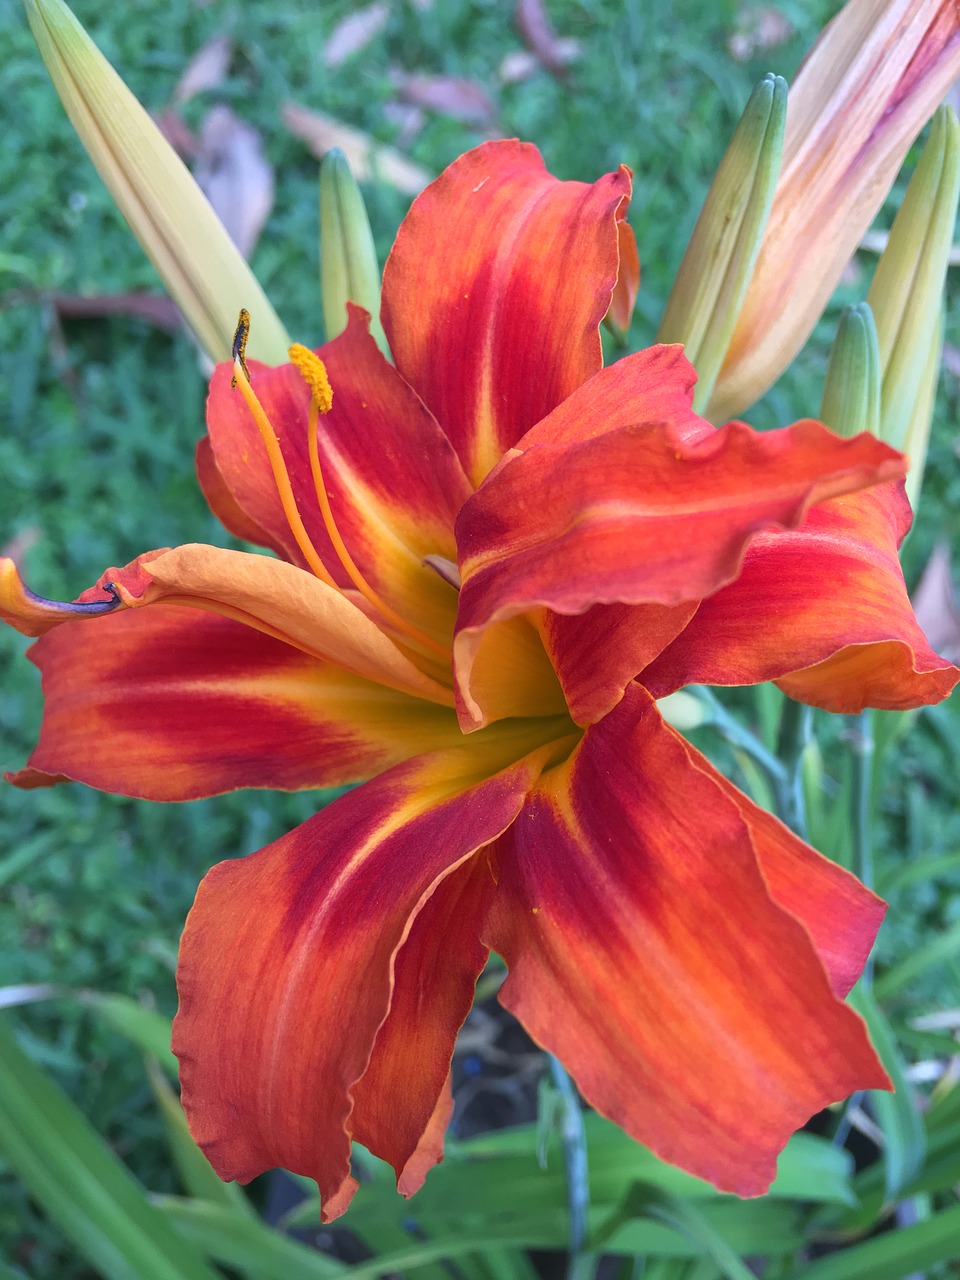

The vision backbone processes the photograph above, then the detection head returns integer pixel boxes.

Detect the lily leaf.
[850,984,926,1200]
[0,1016,220,1280]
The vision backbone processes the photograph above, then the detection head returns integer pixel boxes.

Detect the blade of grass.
[874,917,960,1001]
[156,1199,552,1277]
[593,1183,754,1280]
[0,1017,221,1280]
[153,1198,346,1280]
[783,1201,960,1279]
[849,986,925,1199]
[81,991,179,1077]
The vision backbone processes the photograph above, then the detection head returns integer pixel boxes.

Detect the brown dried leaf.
[728,7,793,62]
[912,542,960,662]
[283,102,433,195]
[394,73,496,125]
[498,40,579,85]
[194,105,274,259]
[53,293,182,330]
[515,0,577,77]
[382,101,426,149]
[154,109,199,159]
[173,33,233,106]
[324,2,391,68]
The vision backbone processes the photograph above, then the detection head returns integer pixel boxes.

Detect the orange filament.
[304,381,450,660]
[229,313,449,663]
[290,346,449,660]
[231,356,338,589]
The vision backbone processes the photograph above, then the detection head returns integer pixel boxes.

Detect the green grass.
[2,0,959,1274]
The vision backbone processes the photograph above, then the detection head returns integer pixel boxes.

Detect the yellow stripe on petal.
[25,0,289,364]
[486,686,889,1197]
[11,607,468,801]
[173,733,573,1216]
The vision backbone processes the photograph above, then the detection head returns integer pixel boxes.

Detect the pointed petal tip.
[320,1176,359,1223]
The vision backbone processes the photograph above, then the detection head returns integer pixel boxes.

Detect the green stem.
[693,687,808,831]
[693,687,788,784]
[774,697,811,839]
[850,709,876,987]
[548,1056,595,1280]
[831,709,877,1148]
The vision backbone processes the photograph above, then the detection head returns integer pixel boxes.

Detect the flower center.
[230,312,448,662]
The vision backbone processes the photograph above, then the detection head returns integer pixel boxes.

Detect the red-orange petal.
[670,729,886,998]
[1,545,452,705]
[510,342,705,453]
[8,606,463,801]
[349,854,495,1193]
[538,602,697,725]
[642,484,959,712]
[173,741,551,1219]
[605,214,640,337]
[454,421,906,727]
[484,683,889,1196]
[381,140,632,486]
[206,306,471,644]
[195,436,283,552]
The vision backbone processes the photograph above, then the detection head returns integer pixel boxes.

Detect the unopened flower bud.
[868,105,959,461]
[658,74,786,413]
[820,303,881,439]
[902,309,943,511]
[319,148,387,354]
[709,0,960,423]
[24,0,289,364]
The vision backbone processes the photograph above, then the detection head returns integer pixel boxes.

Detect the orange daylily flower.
[3,141,958,1218]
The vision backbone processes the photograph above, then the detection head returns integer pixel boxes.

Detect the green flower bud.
[820,303,881,439]
[868,105,959,458]
[658,74,786,414]
[319,148,387,355]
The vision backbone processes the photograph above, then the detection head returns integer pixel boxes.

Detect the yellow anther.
[289,343,334,413]
[230,346,338,590]
[231,317,446,662]
[231,308,251,389]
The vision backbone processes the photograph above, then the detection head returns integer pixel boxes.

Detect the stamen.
[230,315,337,588]
[231,308,251,389]
[295,357,450,660]
[288,344,333,413]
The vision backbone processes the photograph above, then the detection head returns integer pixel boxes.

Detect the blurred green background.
[2,0,960,1276]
